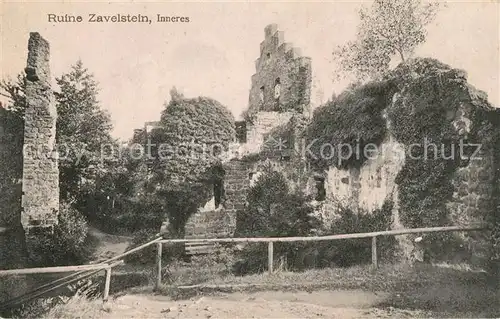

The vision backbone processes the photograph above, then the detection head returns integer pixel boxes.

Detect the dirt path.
[97,290,432,318]
[88,227,131,261]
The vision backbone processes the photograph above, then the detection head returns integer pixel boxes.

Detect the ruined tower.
[244,24,312,154]
[21,33,59,235]
[182,24,313,249]
[248,23,312,115]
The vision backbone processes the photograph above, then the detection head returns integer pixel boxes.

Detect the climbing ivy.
[387,59,500,261]
[305,80,394,170]
[148,93,236,235]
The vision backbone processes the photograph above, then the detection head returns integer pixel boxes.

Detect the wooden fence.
[158,224,486,277]
[0,224,486,312]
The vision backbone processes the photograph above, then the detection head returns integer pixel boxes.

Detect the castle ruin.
[184,24,499,264]
[184,24,313,241]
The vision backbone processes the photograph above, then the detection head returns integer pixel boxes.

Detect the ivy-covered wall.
[387,59,500,263]
[307,58,500,264]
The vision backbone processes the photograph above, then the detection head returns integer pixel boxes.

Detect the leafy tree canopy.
[333,0,440,81]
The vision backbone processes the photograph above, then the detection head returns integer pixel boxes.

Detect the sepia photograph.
[0,0,499,318]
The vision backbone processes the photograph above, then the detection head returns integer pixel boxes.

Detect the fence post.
[371,236,378,269]
[155,242,162,290]
[103,267,111,302]
[268,241,274,274]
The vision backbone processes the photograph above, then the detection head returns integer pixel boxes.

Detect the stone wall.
[244,111,294,154]
[184,209,235,239]
[184,160,249,239]
[21,32,59,235]
[247,24,312,116]
[323,135,405,215]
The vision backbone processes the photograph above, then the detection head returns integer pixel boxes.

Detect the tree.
[54,60,114,202]
[0,77,24,227]
[0,74,27,116]
[233,170,320,274]
[333,0,440,81]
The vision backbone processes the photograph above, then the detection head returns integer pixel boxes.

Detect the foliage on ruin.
[147,89,236,236]
[305,80,393,170]
[332,0,440,81]
[491,116,500,267]
[151,89,235,187]
[387,58,500,262]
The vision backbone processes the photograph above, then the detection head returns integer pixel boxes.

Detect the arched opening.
[274,78,281,111]
[274,78,281,99]
[214,179,224,208]
[212,165,226,209]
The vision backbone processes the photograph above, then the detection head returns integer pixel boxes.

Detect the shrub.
[233,170,320,274]
[29,202,96,267]
[316,201,397,267]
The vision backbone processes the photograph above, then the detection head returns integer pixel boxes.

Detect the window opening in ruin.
[259,86,265,104]
[212,144,223,157]
[298,66,307,105]
[314,177,326,201]
[266,52,271,59]
[274,78,281,111]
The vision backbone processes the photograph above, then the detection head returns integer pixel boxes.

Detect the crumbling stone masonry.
[21,32,59,235]
[184,24,313,242]
[184,160,249,239]
[247,23,312,116]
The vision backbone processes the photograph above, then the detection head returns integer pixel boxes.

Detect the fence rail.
[159,224,486,274]
[0,263,119,276]
[0,237,162,313]
[0,224,487,313]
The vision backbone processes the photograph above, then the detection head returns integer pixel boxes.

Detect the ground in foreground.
[45,290,436,319]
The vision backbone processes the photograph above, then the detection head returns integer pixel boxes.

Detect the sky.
[1,0,499,140]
